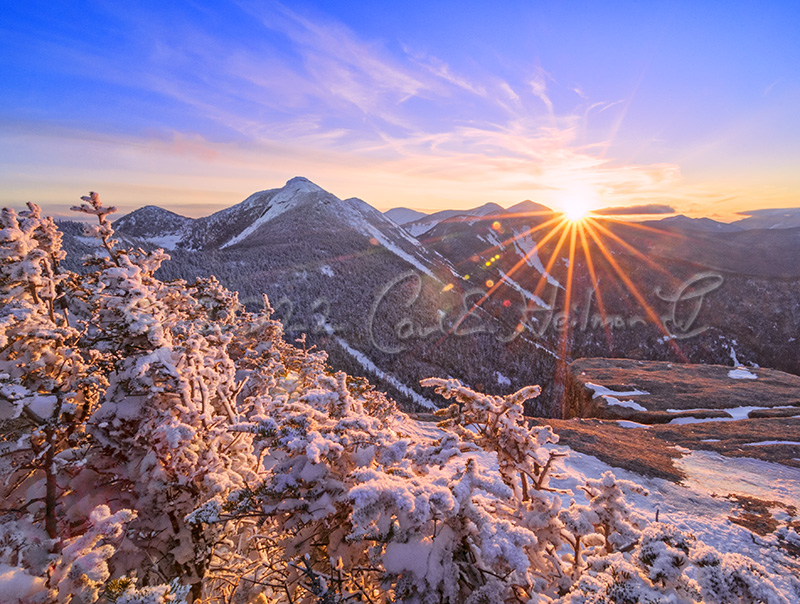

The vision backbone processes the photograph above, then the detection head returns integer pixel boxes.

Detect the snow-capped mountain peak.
[111,178,454,281]
[220,177,328,248]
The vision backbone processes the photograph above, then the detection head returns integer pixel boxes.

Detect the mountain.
[117,178,448,273]
[404,202,505,237]
[643,214,742,233]
[106,178,555,413]
[642,208,800,232]
[414,201,800,390]
[604,220,800,278]
[57,179,800,416]
[732,207,800,230]
[112,205,194,249]
[385,200,552,233]
[384,207,428,225]
[505,200,553,216]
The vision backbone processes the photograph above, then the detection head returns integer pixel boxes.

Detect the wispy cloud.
[4,0,772,219]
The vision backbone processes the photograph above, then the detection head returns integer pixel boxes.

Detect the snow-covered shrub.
[50,506,136,603]
[209,377,647,602]
[68,194,259,599]
[1,195,258,600]
[422,378,560,498]
[561,523,793,604]
[580,471,647,555]
[0,203,113,601]
[692,544,791,604]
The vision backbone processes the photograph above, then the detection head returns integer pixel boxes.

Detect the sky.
[1,1,799,220]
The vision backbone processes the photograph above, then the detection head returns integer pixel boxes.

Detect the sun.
[562,199,591,222]
[553,182,599,223]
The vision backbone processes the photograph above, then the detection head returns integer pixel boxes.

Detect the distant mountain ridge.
[384,207,427,225]
[114,177,451,277]
[643,215,743,232]
[641,208,800,232]
[402,202,519,237]
[733,207,800,230]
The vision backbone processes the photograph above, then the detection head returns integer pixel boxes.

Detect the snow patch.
[669,416,735,425]
[729,345,741,367]
[221,178,321,249]
[141,234,183,250]
[675,450,800,507]
[333,337,437,409]
[728,367,758,379]
[362,223,436,278]
[586,383,649,399]
[510,228,562,288]
[603,396,647,412]
[616,420,650,429]
[497,270,550,308]
[495,372,511,387]
[666,405,796,422]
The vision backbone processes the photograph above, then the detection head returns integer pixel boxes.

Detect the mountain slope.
[384,207,428,225]
[643,214,742,233]
[733,207,800,230]
[115,177,452,278]
[112,205,194,249]
[404,202,505,237]
[113,178,514,411]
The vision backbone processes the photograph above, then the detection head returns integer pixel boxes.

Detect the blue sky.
[1,1,799,219]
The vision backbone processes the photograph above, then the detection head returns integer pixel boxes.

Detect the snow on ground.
[406,221,440,237]
[743,441,800,447]
[509,228,563,288]
[498,270,551,308]
[554,446,800,585]
[675,450,800,507]
[602,396,647,411]
[585,383,649,399]
[669,416,736,425]
[362,223,436,278]
[141,234,184,250]
[729,344,741,366]
[222,179,321,248]
[616,420,651,429]
[584,383,650,412]
[729,367,758,379]
[667,405,797,423]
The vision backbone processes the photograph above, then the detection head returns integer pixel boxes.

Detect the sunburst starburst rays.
[441,208,690,407]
